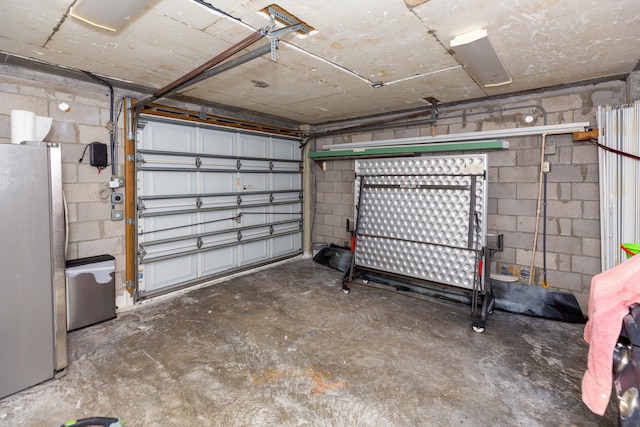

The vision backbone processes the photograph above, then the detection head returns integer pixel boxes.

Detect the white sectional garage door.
[135,117,303,299]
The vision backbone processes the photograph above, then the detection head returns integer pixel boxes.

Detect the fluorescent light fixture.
[450,29,511,87]
[70,0,151,31]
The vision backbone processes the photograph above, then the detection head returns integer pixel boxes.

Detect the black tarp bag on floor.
[313,245,352,272]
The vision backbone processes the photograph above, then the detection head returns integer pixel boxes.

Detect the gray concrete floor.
[0,258,617,426]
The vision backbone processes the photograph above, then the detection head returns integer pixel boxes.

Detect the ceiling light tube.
[450,29,511,87]
[70,0,151,31]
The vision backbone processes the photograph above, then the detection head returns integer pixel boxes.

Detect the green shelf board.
[308,140,507,159]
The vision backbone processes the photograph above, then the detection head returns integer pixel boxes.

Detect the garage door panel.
[239,240,269,264]
[239,134,269,157]
[241,173,268,192]
[201,129,236,155]
[140,213,197,241]
[137,117,302,298]
[272,138,300,160]
[201,247,237,276]
[240,206,269,226]
[273,201,301,214]
[201,172,235,193]
[141,237,197,259]
[241,225,273,240]
[143,255,198,292]
[200,209,239,232]
[142,170,196,196]
[141,121,197,152]
[273,173,301,191]
[272,234,302,257]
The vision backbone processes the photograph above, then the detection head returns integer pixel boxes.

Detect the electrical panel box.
[90,143,108,167]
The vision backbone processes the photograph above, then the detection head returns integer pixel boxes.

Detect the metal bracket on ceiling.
[267,5,310,61]
[422,97,439,121]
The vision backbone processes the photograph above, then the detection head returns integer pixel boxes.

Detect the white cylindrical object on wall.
[10,109,36,144]
[10,110,52,144]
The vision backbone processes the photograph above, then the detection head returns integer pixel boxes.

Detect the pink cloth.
[582,253,640,415]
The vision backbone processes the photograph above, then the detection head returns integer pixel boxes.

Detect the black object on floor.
[61,417,122,427]
[312,245,352,272]
[492,280,585,323]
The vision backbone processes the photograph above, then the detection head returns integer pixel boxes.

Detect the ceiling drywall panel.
[44,4,244,88]
[413,0,640,95]
[181,42,485,123]
[204,0,459,83]
[1,0,639,125]
[0,2,69,47]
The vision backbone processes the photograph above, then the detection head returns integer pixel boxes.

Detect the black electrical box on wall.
[90,142,108,167]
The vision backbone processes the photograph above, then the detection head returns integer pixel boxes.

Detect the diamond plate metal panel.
[354,155,488,290]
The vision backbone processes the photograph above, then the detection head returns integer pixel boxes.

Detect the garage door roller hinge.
[138,245,147,261]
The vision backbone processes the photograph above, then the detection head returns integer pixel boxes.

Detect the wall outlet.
[542,161,551,173]
[111,192,123,204]
[544,141,556,155]
[111,209,124,221]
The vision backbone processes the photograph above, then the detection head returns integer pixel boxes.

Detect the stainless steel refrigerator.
[0,142,67,399]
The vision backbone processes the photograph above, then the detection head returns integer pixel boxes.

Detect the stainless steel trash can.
[65,255,116,331]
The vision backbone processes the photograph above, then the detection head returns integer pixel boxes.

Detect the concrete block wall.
[312,79,630,313]
[0,65,129,304]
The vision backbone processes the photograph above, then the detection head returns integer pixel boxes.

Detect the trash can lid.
[66,254,115,269]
